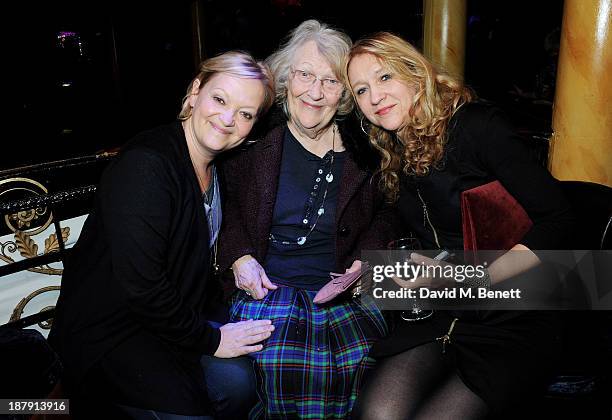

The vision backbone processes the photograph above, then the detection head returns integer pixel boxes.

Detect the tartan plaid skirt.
[229,286,388,419]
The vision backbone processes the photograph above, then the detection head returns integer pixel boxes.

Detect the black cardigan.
[49,122,221,415]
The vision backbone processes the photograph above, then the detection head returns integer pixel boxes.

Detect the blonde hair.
[178,51,275,120]
[345,32,473,202]
[266,19,354,118]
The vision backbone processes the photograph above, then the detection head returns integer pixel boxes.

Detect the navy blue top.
[264,128,346,290]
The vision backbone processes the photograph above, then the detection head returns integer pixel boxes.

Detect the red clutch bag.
[313,263,371,304]
[462,181,532,257]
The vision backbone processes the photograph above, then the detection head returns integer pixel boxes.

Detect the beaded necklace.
[269,124,336,246]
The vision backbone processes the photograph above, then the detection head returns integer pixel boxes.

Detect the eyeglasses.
[290,68,343,94]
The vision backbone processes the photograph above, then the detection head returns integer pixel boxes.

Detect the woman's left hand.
[391,253,456,290]
[232,255,277,299]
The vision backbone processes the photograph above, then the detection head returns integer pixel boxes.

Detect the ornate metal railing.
[0,151,117,329]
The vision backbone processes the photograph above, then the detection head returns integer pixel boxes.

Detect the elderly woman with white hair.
[218,20,396,419]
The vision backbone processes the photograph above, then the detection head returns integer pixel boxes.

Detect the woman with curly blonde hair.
[345,32,572,418]
[349,32,472,202]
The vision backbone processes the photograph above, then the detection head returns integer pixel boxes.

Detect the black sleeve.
[99,149,221,355]
[471,107,573,249]
[217,151,256,273]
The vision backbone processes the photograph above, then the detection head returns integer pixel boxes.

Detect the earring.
[360,116,370,136]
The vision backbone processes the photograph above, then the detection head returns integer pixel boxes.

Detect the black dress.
[369,102,573,412]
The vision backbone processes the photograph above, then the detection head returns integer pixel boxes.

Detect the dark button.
[338,226,350,236]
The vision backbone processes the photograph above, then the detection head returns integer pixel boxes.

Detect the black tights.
[352,342,488,420]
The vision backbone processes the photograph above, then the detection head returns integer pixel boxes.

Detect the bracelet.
[462,267,491,289]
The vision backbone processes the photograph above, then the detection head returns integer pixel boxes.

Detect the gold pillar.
[191,0,206,69]
[423,0,467,81]
[549,0,612,186]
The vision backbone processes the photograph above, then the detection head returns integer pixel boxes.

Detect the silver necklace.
[269,124,336,246]
[202,168,215,205]
[416,186,441,249]
[190,154,221,248]
[203,167,221,247]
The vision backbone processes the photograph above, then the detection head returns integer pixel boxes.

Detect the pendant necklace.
[269,124,337,246]
[190,151,221,254]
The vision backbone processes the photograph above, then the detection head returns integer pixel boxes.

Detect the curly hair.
[344,32,473,202]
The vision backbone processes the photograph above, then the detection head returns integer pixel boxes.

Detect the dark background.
[10,0,564,170]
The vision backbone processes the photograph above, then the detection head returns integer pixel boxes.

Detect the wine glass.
[387,236,434,322]
[386,237,422,251]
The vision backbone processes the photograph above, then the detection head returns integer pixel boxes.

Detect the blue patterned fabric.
[229,286,387,419]
[202,165,221,248]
